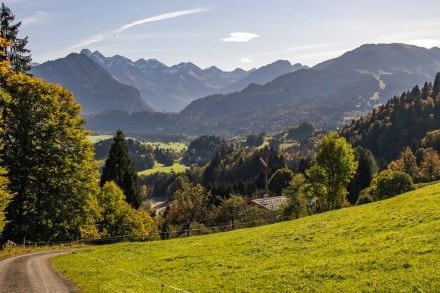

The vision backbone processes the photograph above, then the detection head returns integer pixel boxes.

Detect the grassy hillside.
[53,183,440,292]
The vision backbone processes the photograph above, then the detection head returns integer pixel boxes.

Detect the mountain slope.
[54,183,440,291]
[220,60,308,94]
[31,53,153,114]
[81,49,249,112]
[180,43,440,135]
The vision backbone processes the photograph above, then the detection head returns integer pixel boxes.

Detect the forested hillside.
[342,73,440,165]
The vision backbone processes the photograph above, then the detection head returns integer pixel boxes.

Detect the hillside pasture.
[53,183,440,292]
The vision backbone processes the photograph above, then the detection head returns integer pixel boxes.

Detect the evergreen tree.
[433,72,440,101]
[0,3,31,72]
[307,132,358,210]
[100,130,141,208]
[268,167,294,196]
[1,64,100,242]
[347,146,378,204]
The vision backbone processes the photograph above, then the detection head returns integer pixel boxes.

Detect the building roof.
[251,196,288,211]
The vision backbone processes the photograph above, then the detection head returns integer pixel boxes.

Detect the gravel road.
[0,250,80,293]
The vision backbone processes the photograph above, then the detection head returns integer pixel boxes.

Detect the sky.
[5,0,440,71]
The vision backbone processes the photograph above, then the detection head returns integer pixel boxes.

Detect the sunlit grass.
[53,183,440,292]
[87,135,114,144]
[137,162,186,176]
[146,141,187,153]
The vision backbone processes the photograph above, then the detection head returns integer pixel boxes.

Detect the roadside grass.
[137,162,186,176]
[0,243,88,261]
[53,183,440,292]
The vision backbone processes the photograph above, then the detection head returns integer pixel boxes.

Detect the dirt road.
[0,250,80,293]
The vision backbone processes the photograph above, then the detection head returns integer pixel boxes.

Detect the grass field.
[53,183,440,292]
[87,136,187,153]
[147,141,187,153]
[137,162,186,176]
[87,135,114,144]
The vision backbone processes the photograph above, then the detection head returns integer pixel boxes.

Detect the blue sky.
[6,0,440,70]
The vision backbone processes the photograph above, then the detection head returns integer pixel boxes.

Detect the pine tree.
[347,146,378,204]
[100,130,141,208]
[0,3,31,72]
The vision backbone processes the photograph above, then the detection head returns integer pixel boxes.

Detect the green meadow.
[147,141,187,153]
[53,183,440,292]
[137,162,186,176]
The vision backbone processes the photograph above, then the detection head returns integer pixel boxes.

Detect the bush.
[375,170,414,200]
[356,191,374,205]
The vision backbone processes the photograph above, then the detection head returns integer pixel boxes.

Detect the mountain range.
[178,43,440,135]
[78,49,307,112]
[32,43,440,137]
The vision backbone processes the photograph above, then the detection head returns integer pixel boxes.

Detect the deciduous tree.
[375,169,414,200]
[307,132,357,210]
[1,67,100,242]
[0,89,11,236]
[281,174,309,219]
[98,181,155,240]
[217,194,246,229]
[419,148,440,181]
[165,181,210,236]
[389,147,419,180]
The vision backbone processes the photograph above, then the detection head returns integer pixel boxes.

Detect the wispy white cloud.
[222,32,259,43]
[69,8,208,51]
[21,11,47,27]
[408,39,440,48]
[241,57,253,63]
[114,8,208,33]
[70,34,104,49]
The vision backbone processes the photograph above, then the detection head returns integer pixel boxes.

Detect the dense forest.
[342,73,440,166]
